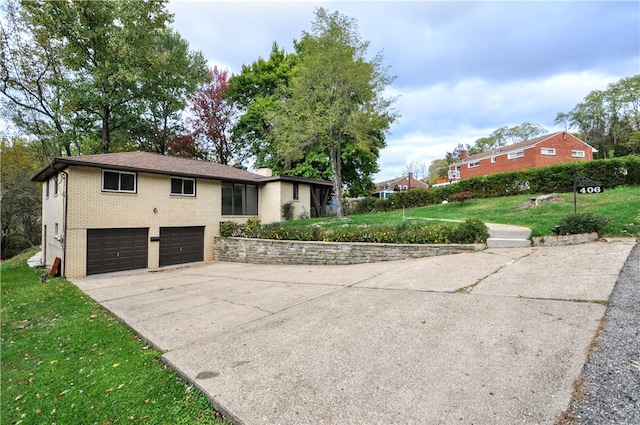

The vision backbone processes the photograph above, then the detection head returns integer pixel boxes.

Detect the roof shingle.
[33,151,266,183]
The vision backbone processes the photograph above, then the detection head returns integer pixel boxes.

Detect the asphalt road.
[567,243,640,425]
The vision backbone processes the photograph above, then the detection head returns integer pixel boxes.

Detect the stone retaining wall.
[213,237,485,265]
[532,232,599,247]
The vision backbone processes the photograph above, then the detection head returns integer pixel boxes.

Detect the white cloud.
[375,70,628,181]
[165,1,639,184]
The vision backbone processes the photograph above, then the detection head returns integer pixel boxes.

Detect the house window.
[468,161,480,168]
[46,179,50,198]
[171,177,195,196]
[572,150,585,158]
[491,157,496,163]
[53,175,58,196]
[293,183,299,201]
[102,170,136,193]
[508,150,525,160]
[541,148,556,156]
[222,182,258,215]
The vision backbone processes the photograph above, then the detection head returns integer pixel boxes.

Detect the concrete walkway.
[70,239,636,425]
[486,222,532,248]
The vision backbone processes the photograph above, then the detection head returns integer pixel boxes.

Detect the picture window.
[222,182,258,215]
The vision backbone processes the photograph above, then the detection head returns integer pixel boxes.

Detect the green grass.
[290,186,640,237]
[1,251,230,425]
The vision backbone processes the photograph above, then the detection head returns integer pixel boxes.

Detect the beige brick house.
[31,152,332,277]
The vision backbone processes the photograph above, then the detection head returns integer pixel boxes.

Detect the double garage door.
[86,226,204,275]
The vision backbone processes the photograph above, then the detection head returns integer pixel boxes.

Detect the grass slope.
[1,252,230,425]
[292,186,640,238]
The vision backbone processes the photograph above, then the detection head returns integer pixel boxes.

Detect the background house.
[374,173,429,198]
[449,132,596,181]
[31,152,332,277]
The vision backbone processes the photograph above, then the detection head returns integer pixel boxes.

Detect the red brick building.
[448,132,596,181]
[374,173,429,198]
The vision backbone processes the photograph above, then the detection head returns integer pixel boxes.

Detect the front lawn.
[1,251,230,425]
[287,186,640,238]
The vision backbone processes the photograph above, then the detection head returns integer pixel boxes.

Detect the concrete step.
[487,223,532,240]
[486,237,532,248]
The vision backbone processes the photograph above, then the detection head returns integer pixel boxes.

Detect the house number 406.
[578,186,603,194]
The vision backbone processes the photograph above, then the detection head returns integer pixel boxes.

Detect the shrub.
[281,201,294,221]
[353,197,391,214]
[448,191,474,205]
[449,219,490,243]
[557,212,609,236]
[219,221,240,237]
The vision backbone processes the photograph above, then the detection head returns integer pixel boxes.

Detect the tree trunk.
[102,105,110,153]
[330,133,344,219]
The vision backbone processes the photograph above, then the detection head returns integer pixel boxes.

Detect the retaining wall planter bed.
[213,237,486,265]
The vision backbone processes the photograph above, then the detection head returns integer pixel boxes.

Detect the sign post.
[573,174,604,213]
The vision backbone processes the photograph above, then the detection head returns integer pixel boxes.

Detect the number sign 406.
[578,186,603,194]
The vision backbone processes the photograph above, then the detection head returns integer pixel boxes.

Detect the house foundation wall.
[213,237,485,265]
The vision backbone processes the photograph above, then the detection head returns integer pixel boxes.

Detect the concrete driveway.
[71,239,636,425]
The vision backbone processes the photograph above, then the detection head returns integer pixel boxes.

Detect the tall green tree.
[20,0,169,153]
[555,74,640,157]
[132,29,208,155]
[227,43,297,167]
[468,122,547,155]
[5,0,207,154]
[0,138,43,258]
[1,0,77,161]
[426,158,450,185]
[268,8,397,217]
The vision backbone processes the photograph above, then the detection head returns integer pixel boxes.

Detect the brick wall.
[213,237,485,265]
[455,133,593,180]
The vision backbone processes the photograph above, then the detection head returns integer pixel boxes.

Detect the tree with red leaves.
[189,66,239,165]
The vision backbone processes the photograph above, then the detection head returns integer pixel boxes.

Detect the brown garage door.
[159,226,204,267]
[86,228,148,275]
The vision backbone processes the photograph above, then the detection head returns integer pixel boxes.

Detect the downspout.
[61,169,69,278]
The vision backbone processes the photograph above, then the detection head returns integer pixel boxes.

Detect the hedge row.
[356,156,639,213]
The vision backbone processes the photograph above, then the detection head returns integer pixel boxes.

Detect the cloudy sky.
[166,0,639,181]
